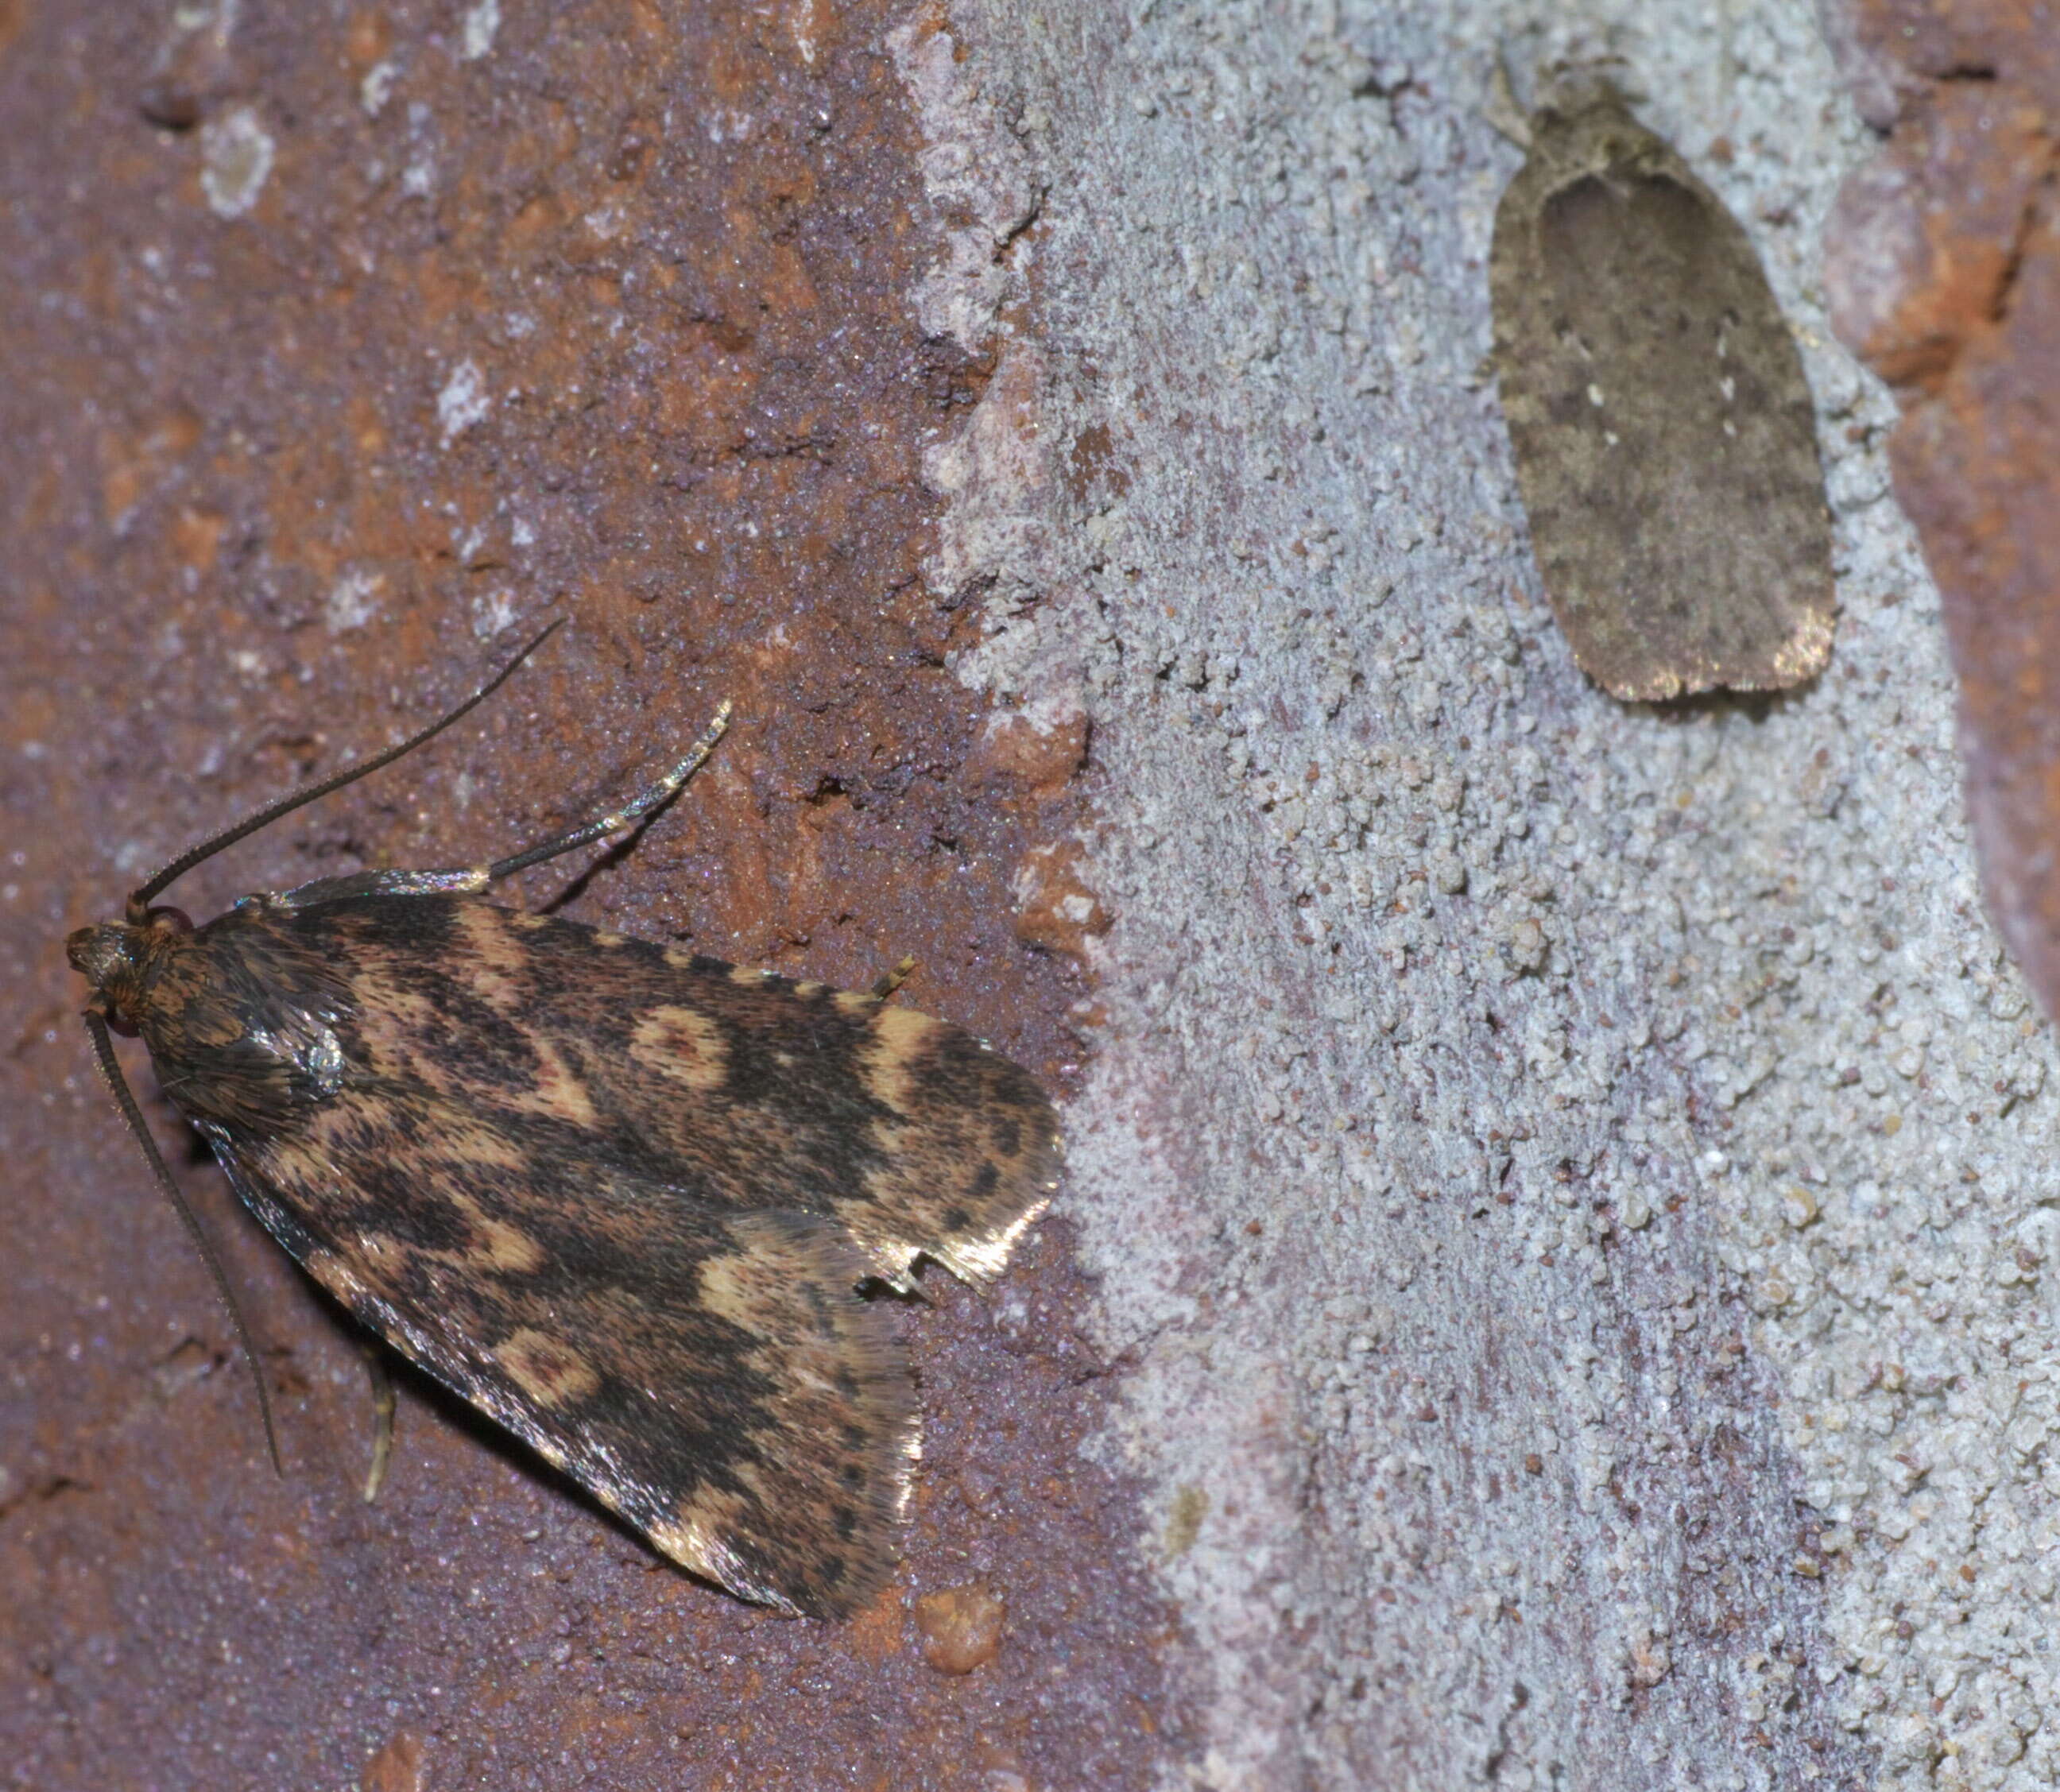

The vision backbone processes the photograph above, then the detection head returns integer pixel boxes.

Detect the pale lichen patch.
[199,106,274,219]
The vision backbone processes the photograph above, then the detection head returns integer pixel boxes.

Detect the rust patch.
[1012,839,1113,962]
[0,0,1180,1786]
[1826,10,2060,1020]
[1826,87,2054,392]
[359,1729,428,1792]
[970,704,1092,803]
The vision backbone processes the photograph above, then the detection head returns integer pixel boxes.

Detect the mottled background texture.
[5,0,2058,1789]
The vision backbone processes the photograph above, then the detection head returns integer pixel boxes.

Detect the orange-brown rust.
[1827,88,2053,393]
[2,0,1179,1783]
[1827,17,2060,1021]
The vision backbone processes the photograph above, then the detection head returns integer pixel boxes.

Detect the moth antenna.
[128,618,565,918]
[83,1011,285,1477]
[485,699,733,884]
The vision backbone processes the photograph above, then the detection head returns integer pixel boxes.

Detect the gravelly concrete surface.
[916,0,2029,1784]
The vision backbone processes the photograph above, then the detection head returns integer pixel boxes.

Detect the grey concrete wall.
[909,1,2043,1786]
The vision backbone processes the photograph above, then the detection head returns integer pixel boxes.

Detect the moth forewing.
[1489,74,1835,700]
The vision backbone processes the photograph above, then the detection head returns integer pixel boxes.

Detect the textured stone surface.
[19,0,2060,1786]
[1818,0,2060,125]
[1825,38,2060,1038]
[1814,6,2060,1784]
[1825,87,2050,392]
[920,0,2006,1785]
[0,3,1179,1789]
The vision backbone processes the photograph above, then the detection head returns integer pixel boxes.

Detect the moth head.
[66,907,192,1034]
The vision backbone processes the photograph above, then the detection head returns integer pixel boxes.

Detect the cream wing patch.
[494,1326,604,1407]
[629,1004,730,1091]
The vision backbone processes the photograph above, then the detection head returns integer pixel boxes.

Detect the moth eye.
[145,905,195,935]
[103,1007,142,1039]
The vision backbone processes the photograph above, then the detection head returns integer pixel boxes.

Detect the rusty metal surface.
[1823,8,2060,1022]
[0,2,1183,1786]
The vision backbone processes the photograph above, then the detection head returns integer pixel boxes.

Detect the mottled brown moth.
[68,627,1059,1617]
[1489,70,1835,701]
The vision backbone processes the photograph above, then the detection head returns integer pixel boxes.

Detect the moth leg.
[869,955,916,1001]
[274,703,730,906]
[359,1342,397,1504]
[485,701,734,884]
[81,1010,283,1474]
[276,867,492,908]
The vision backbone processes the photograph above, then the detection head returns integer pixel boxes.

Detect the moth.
[1489,70,1836,701]
[67,626,1059,1617]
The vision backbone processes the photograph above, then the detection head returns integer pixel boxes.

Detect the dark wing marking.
[209,1090,915,1617]
[286,895,1060,1289]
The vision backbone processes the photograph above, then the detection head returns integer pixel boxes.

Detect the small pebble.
[914,1582,1006,1674]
